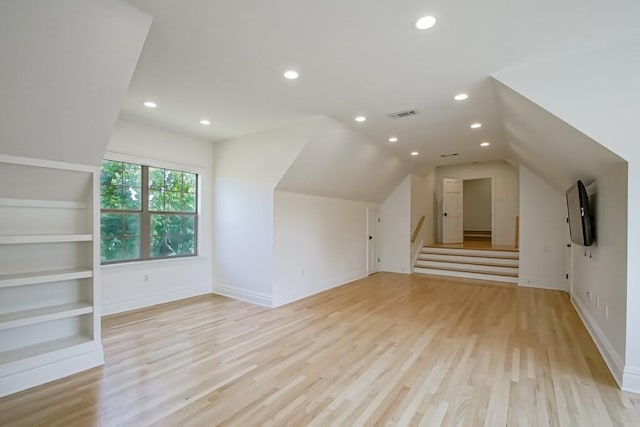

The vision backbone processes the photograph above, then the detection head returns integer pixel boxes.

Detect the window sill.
[101,255,207,271]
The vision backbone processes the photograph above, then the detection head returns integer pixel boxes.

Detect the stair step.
[421,247,519,259]
[463,235,492,241]
[463,230,491,236]
[416,259,519,272]
[413,267,519,283]
[414,264,517,277]
[417,254,519,266]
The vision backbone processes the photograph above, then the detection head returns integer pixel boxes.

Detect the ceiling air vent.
[387,109,418,119]
[440,153,459,158]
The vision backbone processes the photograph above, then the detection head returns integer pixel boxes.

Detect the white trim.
[622,367,640,394]
[104,151,205,175]
[0,198,87,209]
[0,154,98,173]
[518,277,567,291]
[213,284,273,308]
[101,255,208,271]
[0,347,104,398]
[571,295,624,387]
[380,264,412,274]
[102,286,210,316]
[274,270,368,307]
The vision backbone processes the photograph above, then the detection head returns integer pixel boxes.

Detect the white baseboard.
[274,270,368,307]
[0,347,104,398]
[622,367,640,394]
[518,277,568,291]
[213,284,273,307]
[380,264,411,274]
[571,295,624,387]
[102,286,210,316]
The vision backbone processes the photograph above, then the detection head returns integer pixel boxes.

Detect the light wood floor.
[1,273,639,426]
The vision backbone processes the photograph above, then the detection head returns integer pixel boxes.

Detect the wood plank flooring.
[1,272,639,426]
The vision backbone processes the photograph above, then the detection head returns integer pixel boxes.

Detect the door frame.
[367,207,379,275]
[461,176,495,245]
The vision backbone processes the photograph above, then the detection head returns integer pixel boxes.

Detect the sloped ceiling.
[276,117,411,203]
[0,0,151,166]
[492,78,625,191]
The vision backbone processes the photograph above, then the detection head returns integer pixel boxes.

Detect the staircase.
[414,246,519,283]
[463,229,491,241]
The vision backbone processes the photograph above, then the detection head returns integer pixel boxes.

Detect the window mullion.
[140,166,151,260]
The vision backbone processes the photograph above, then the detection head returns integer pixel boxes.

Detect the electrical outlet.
[596,296,600,308]
[586,289,591,300]
[144,274,149,282]
[605,305,609,319]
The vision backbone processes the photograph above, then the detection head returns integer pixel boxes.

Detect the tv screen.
[566,180,594,246]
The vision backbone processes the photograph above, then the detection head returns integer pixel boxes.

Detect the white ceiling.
[122,0,640,166]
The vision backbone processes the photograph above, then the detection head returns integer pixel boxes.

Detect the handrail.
[411,216,426,243]
[515,216,520,248]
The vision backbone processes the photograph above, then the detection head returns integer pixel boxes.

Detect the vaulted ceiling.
[122,0,640,168]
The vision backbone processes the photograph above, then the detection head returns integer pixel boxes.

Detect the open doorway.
[463,178,492,244]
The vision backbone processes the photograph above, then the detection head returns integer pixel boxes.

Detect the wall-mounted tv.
[566,180,594,246]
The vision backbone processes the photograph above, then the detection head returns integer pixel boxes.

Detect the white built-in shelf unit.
[0,155,104,397]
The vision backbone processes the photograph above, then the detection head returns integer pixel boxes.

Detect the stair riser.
[415,261,518,274]
[417,254,519,266]
[463,236,492,241]
[421,248,519,258]
[413,268,518,284]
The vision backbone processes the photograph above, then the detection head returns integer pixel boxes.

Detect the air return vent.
[387,109,418,119]
[440,153,459,158]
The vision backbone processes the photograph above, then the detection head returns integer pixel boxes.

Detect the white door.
[367,209,379,274]
[443,178,464,244]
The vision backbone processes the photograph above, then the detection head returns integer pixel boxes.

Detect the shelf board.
[0,269,93,289]
[0,302,93,331]
[0,198,87,209]
[0,335,93,366]
[0,234,93,244]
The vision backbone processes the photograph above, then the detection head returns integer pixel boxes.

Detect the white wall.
[273,191,369,306]
[494,40,639,391]
[410,174,430,263]
[435,161,518,245]
[570,164,628,384]
[276,117,410,203]
[0,1,150,166]
[379,175,411,273]
[101,119,214,315]
[463,178,492,230]
[518,165,567,291]
[425,170,437,245]
[212,123,309,306]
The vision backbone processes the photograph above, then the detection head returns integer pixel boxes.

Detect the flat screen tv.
[566,180,594,246]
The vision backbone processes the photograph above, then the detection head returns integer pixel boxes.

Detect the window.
[100,160,198,263]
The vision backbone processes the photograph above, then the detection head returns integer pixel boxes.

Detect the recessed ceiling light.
[415,16,437,30]
[355,116,366,122]
[454,93,469,101]
[389,137,398,142]
[143,101,157,108]
[410,151,419,156]
[470,122,482,129]
[283,70,299,80]
[480,142,491,147]
[200,120,211,126]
